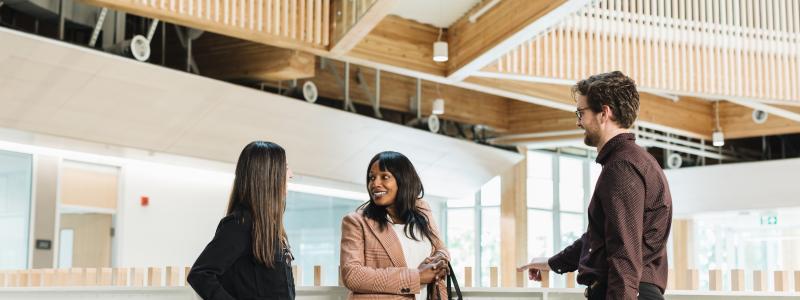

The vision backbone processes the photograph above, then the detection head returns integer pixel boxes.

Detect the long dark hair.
[227,141,288,268]
[359,151,437,242]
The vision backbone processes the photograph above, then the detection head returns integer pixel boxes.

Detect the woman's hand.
[417,260,448,284]
[422,251,448,265]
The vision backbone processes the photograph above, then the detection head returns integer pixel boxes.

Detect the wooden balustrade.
[2,266,800,293]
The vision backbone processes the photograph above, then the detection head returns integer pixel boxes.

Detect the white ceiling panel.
[0,28,522,198]
[391,0,481,28]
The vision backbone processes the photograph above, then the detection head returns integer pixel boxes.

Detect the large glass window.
[559,156,585,213]
[284,191,360,286]
[479,177,501,286]
[445,176,501,287]
[692,208,800,291]
[445,150,600,288]
[0,150,33,270]
[446,196,476,286]
[527,150,598,287]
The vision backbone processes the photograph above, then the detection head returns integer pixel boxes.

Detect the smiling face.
[368,161,398,208]
[576,94,602,147]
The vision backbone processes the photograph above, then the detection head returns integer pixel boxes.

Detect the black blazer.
[188,209,295,300]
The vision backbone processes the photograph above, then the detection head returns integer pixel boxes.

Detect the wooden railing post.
[540,270,550,288]
[794,271,800,292]
[84,268,98,286]
[115,268,129,286]
[753,270,767,292]
[464,266,473,288]
[774,270,788,292]
[566,272,576,288]
[131,268,145,287]
[731,269,745,291]
[99,268,113,286]
[313,265,322,286]
[166,266,180,287]
[147,267,162,287]
[515,270,525,288]
[708,269,722,291]
[489,266,499,287]
[292,265,302,286]
[686,269,698,290]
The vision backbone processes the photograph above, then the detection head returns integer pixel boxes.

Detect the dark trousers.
[585,282,664,300]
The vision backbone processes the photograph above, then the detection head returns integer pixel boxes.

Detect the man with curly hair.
[520,71,673,300]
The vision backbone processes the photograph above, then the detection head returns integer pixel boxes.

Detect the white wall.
[665,157,800,216]
[116,161,234,267]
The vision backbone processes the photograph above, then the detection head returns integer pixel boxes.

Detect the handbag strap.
[446,262,463,300]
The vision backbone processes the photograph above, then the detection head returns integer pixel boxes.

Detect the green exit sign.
[760,215,778,225]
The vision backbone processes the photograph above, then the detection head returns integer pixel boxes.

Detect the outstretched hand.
[517,257,550,281]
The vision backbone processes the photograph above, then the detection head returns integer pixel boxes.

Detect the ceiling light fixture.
[432,83,445,115]
[712,100,725,147]
[433,27,448,62]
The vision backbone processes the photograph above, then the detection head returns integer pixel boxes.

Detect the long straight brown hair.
[226,141,289,268]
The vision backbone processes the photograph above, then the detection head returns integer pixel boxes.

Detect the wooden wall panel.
[447,0,567,77]
[508,101,576,134]
[638,96,713,138]
[720,102,800,139]
[497,80,714,138]
[60,163,119,210]
[465,77,575,107]
[194,33,316,81]
[348,15,447,76]
[330,0,398,54]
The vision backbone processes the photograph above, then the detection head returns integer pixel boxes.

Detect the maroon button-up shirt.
[548,133,672,299]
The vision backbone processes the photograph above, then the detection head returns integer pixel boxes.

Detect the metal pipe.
[89,8,109,47]
[58,0,65,40]
[344,62,350,111]
[375,69,381,118]
[161,22,165,65]
[186,38,192,72]
[416,78,422,119]
[637,139,733,160]
[146,19,160,41]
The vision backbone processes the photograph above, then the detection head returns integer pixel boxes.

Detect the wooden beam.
[720,102,800,139]
[329,0,400,55]
[347,15,447,76]
[446,0,590,80]
[194,33,316,81]
[474,78,714,139]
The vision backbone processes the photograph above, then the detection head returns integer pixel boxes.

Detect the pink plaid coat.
[340,200,450,300]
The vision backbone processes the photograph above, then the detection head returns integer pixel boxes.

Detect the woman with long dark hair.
[188,141,295,300]
[340,151,450,300]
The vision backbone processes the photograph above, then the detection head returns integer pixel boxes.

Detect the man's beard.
[583,129,599,147]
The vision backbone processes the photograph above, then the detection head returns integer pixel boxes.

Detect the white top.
[391,222,433,300]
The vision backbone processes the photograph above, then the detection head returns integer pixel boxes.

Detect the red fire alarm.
[141,196,149,207]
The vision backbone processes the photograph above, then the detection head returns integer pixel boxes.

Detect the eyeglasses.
[575,106,592,120]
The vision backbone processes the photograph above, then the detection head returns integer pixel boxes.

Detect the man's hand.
[517,257,550,281]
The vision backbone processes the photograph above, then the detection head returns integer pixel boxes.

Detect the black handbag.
[427,261,463,300]
[445,262,463,300]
